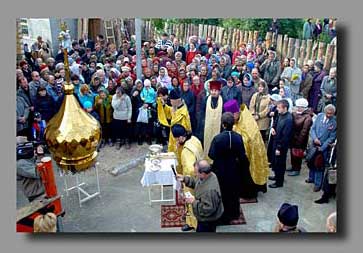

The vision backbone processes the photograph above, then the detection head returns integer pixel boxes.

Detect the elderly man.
[29,71,47,104]
[155,32,173,52]
[178,159,224,232]
[306,104,337,192]
[172,124,203,232]
[251,68,263,89]
[173,38,186,61]
[199,81,224,160]
[260,49,281,93]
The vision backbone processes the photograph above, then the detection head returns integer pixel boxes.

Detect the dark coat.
[221,84,242,105]
[291,110,313,149]
[130,88,144,122]
[208,130,251,222]
[194,90,206,142]
[272,112,293,154]
[173,45,186,61]
[34,95,56,122]
[240,85,256,108]
[309,70,326,112]
[300,72,313,99]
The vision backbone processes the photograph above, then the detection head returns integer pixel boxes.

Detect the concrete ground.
[17,142,336,233]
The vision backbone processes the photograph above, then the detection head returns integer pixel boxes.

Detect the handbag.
[328,168,337,184]
[291,148,305,158]
[306,146,324,170]
[313,150,325,169]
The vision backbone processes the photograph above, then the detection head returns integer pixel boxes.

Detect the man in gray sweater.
[177,160,224,232]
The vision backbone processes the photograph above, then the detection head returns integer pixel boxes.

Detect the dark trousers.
[196,220,217,232]
[321,169,336,199]
[136,122,148,140]
[101,122,112,141]
[272,150,288,186]
[290,152,303,172]
[260,130,268,143]
[112,119,130,143]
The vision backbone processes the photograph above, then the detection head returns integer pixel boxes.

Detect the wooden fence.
[141,20,336,71]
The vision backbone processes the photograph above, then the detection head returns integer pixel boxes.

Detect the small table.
[140,153,179,206]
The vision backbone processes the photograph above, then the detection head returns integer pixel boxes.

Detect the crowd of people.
[16,18,337,232]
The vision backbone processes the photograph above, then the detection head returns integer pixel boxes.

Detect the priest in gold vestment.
[200,81,223,161]
[171,124,204,231]
[157,89,191,174]
[223,99,270,198]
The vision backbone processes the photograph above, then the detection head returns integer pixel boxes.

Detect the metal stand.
[62,165,101,207]
[148,184,175,206]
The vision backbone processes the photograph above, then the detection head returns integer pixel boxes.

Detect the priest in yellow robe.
[157,89,191,174]
[201,81,223,162]
[171,124,204,231]
[223,99,270,198]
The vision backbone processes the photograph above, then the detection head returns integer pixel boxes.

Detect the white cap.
[295,98,309,108]
[144,79,151,87]
[269,94,282,101]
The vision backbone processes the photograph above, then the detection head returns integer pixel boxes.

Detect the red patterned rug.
[161,205,246,228]
[240,197,258,204]
[161,205,186,228]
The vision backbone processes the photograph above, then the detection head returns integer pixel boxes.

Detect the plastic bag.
[137,107,149,123]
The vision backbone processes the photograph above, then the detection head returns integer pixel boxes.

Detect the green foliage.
[147,18,329,41]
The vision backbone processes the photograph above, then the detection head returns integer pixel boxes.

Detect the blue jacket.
[140,87,156,104]
[310,113,337,152]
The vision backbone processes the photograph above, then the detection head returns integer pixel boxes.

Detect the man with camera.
[177,159,224,232]
[17,139,45,202]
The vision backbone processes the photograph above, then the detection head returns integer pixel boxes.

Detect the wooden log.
[282,34,289,60]
[223,28,228,46]
[331,43,337,67]
[231,29,237,50]
[272,32,277,48]
[293,39,300,60]
[311,40,319,62]
[276,34,284,57]
[323,44,334,71]
[253,31,259,49]
[221,28,226,46]
[235,29,240,51]
[317,42,326,62]
[199,24,203,40]
[287,37,295,58]
[228,28,233,46]
[238,30,242,46]
[298,40,306,66]
[243,31,248,44]
[203,24,208,38]
[247,31,253,44]
[305,39,313,62]
[265,31,273,51]
[207,25,211,37]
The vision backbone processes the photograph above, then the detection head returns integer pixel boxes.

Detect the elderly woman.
[319,67,337,111]
[287,98,313,176]
[280,57,302,102]
[249,80,271,142]
[240,73,256,108]
[112,87,132,150]
[157,67,172,91]
[94,88,114,148]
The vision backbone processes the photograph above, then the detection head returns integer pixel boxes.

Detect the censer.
[44,48,101,173]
